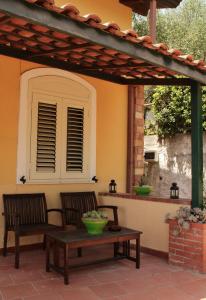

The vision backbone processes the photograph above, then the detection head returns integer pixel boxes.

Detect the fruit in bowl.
[82,210,108,235]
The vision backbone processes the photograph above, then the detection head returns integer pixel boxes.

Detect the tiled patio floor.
[1,246,206,300]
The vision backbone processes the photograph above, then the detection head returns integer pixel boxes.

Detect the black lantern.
[170,182,179,199]
[109,179,117,193]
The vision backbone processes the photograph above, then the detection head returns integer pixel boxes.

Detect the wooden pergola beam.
[0,45,126,84]
[122,78,199,86]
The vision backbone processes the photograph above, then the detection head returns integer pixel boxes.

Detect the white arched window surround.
[17,68,96,184]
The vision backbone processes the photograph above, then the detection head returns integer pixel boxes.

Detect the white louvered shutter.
[36,102,56,172]
[61,99,90,180]
[29,93,61,181]
[66,107,84,172]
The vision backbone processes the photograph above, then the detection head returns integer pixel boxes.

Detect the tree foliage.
[150,86,206,137]
[133,0,206,137]
[133,0,206,59]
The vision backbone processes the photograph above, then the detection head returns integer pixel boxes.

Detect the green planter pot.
[134,185,152,196]
[82,218,108,235]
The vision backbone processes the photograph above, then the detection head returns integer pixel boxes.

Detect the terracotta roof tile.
[168,48,182,56]
[178,54,194,61]
[61,4,79,16]
[0,0,204,82]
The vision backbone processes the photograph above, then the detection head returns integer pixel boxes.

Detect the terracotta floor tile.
[68,274,98,287]
[179,278,206,299]
[0,274,13,287]
[90,269,128,283]
[10,270,45,284]
[24,292,63,300]
[0,283,37,300]
[32,278,70,293]
[89,282,127,298]
[60,287,99,300]
[152,286,196,300]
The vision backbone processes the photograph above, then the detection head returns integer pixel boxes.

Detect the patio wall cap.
[99,192,191,205]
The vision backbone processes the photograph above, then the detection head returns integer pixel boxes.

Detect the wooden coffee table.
[46,227,142,284]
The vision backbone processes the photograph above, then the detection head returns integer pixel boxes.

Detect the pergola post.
[149,0,157,43]
[191,81,203,208]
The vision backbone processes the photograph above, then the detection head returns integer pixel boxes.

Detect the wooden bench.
[2,193,63,268]
[60,191,118,227]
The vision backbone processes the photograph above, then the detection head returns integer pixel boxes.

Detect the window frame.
[17,68,96,184]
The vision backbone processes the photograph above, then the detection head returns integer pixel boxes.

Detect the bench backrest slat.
[60,192,97,225]
[3,193,47,226]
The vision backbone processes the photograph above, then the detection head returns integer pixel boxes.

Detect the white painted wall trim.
[17,68,96,184]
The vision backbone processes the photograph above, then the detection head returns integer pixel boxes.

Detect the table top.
[46,227,142,244]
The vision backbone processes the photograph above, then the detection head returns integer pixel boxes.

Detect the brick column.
[169,220,206,273]
[127,85,144,193]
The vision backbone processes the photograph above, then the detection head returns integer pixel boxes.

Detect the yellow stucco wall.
[0,0,131,248]
[56,0,132,29]
[100,196,190,252]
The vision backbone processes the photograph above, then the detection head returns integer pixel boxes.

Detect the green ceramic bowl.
[134,185,152,196]
[82,218,108,235]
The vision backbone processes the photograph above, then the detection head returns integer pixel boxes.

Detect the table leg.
[64,244,69,285]
[123,241,128,257]
[54,241,60,268]
[46,237,50,272]
[136,237,140,269]
[113,242,119,257]
[127,240,131,257]
[77,247,82,257]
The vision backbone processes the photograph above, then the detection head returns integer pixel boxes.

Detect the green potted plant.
[166,206,206,236]
[82,210,108,235]
[133,175,152,196]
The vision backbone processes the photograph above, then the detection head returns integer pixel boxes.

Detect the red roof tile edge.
[19,0,205,73]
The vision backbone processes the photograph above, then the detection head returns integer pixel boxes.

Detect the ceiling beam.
[0,0,205,84]
[126,77,203,86]
[0,45,126,84]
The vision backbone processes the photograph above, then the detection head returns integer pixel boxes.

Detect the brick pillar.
[127,85,144,193]
[169,220,206,273]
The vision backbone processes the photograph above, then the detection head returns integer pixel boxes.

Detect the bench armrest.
[97,205,118,210]
[97,205,118,225]
[46,208,64,214]
[64,208,80,213]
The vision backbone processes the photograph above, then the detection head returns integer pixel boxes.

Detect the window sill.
[99,192,191,205]
[17,179,95,184]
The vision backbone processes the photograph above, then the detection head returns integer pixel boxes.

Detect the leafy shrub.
[166,206,206,236]
[82,210,107,220]
[145,85,206,138]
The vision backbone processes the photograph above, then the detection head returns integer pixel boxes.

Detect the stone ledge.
[99,192,191,205]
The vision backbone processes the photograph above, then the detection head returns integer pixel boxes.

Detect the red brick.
[135,119,144,127]
[169,242,184,250]
[134,161,144,168]
[169,254,185,263]
[184,246,201,253]
[169,248,176,254]
[184,233,202,242]
[136,105,144,112]
[182,240,201,247]
[136,147,144,155]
